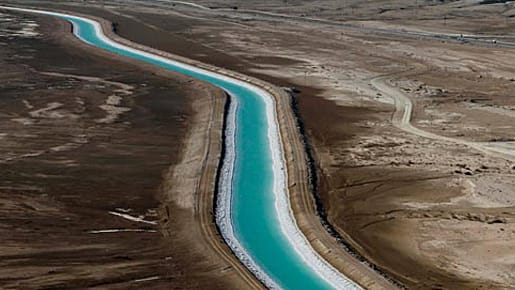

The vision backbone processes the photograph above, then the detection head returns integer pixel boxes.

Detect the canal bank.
[1,5,386,289]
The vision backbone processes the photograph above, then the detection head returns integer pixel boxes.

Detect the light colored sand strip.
[160,0,210,10]
[132,276,161,283]
[108,211,157,225]
[88,229,157,233]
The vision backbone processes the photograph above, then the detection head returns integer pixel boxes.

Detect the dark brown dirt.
[75,8,515,289]
[0,12,238,289]
[5,2,515,289]
[22,5,424,288]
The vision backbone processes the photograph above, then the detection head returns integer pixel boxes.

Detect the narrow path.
[370,70,515,162]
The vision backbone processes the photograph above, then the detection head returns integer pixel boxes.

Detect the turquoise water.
[61,15,338,290]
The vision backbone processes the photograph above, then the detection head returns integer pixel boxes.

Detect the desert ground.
[1,0,515,289]
[0,8,255,289]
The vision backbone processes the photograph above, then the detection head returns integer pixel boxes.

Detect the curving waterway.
[1,6,361,290]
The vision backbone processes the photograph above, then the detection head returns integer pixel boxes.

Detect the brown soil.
[88,4,514,289]
[0,11,251,289]
[4,1,515,289]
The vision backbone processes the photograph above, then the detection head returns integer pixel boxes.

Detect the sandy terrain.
[3,1,515,289]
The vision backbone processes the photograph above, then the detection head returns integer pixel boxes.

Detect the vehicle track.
[369,65,515,163]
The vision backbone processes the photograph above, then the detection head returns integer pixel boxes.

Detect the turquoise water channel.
[6,8,358,289]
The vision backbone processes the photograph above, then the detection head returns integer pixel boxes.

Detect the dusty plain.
[2,0,515,289]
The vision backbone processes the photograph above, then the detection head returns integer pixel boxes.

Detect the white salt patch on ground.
[29,102,64,118]
[22,99,33,109]
[96,104,131,124]
[50,135,88,153]
[95,93,133,124]
[484,141,515,157]
[106,95,122,105]
[108,211,157,225]
[132,276,160,283]
[115,207,132,213]
[1,150,47,162]
[50,143,79,152]
[0,12,40,38]
[88,229,157,234]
